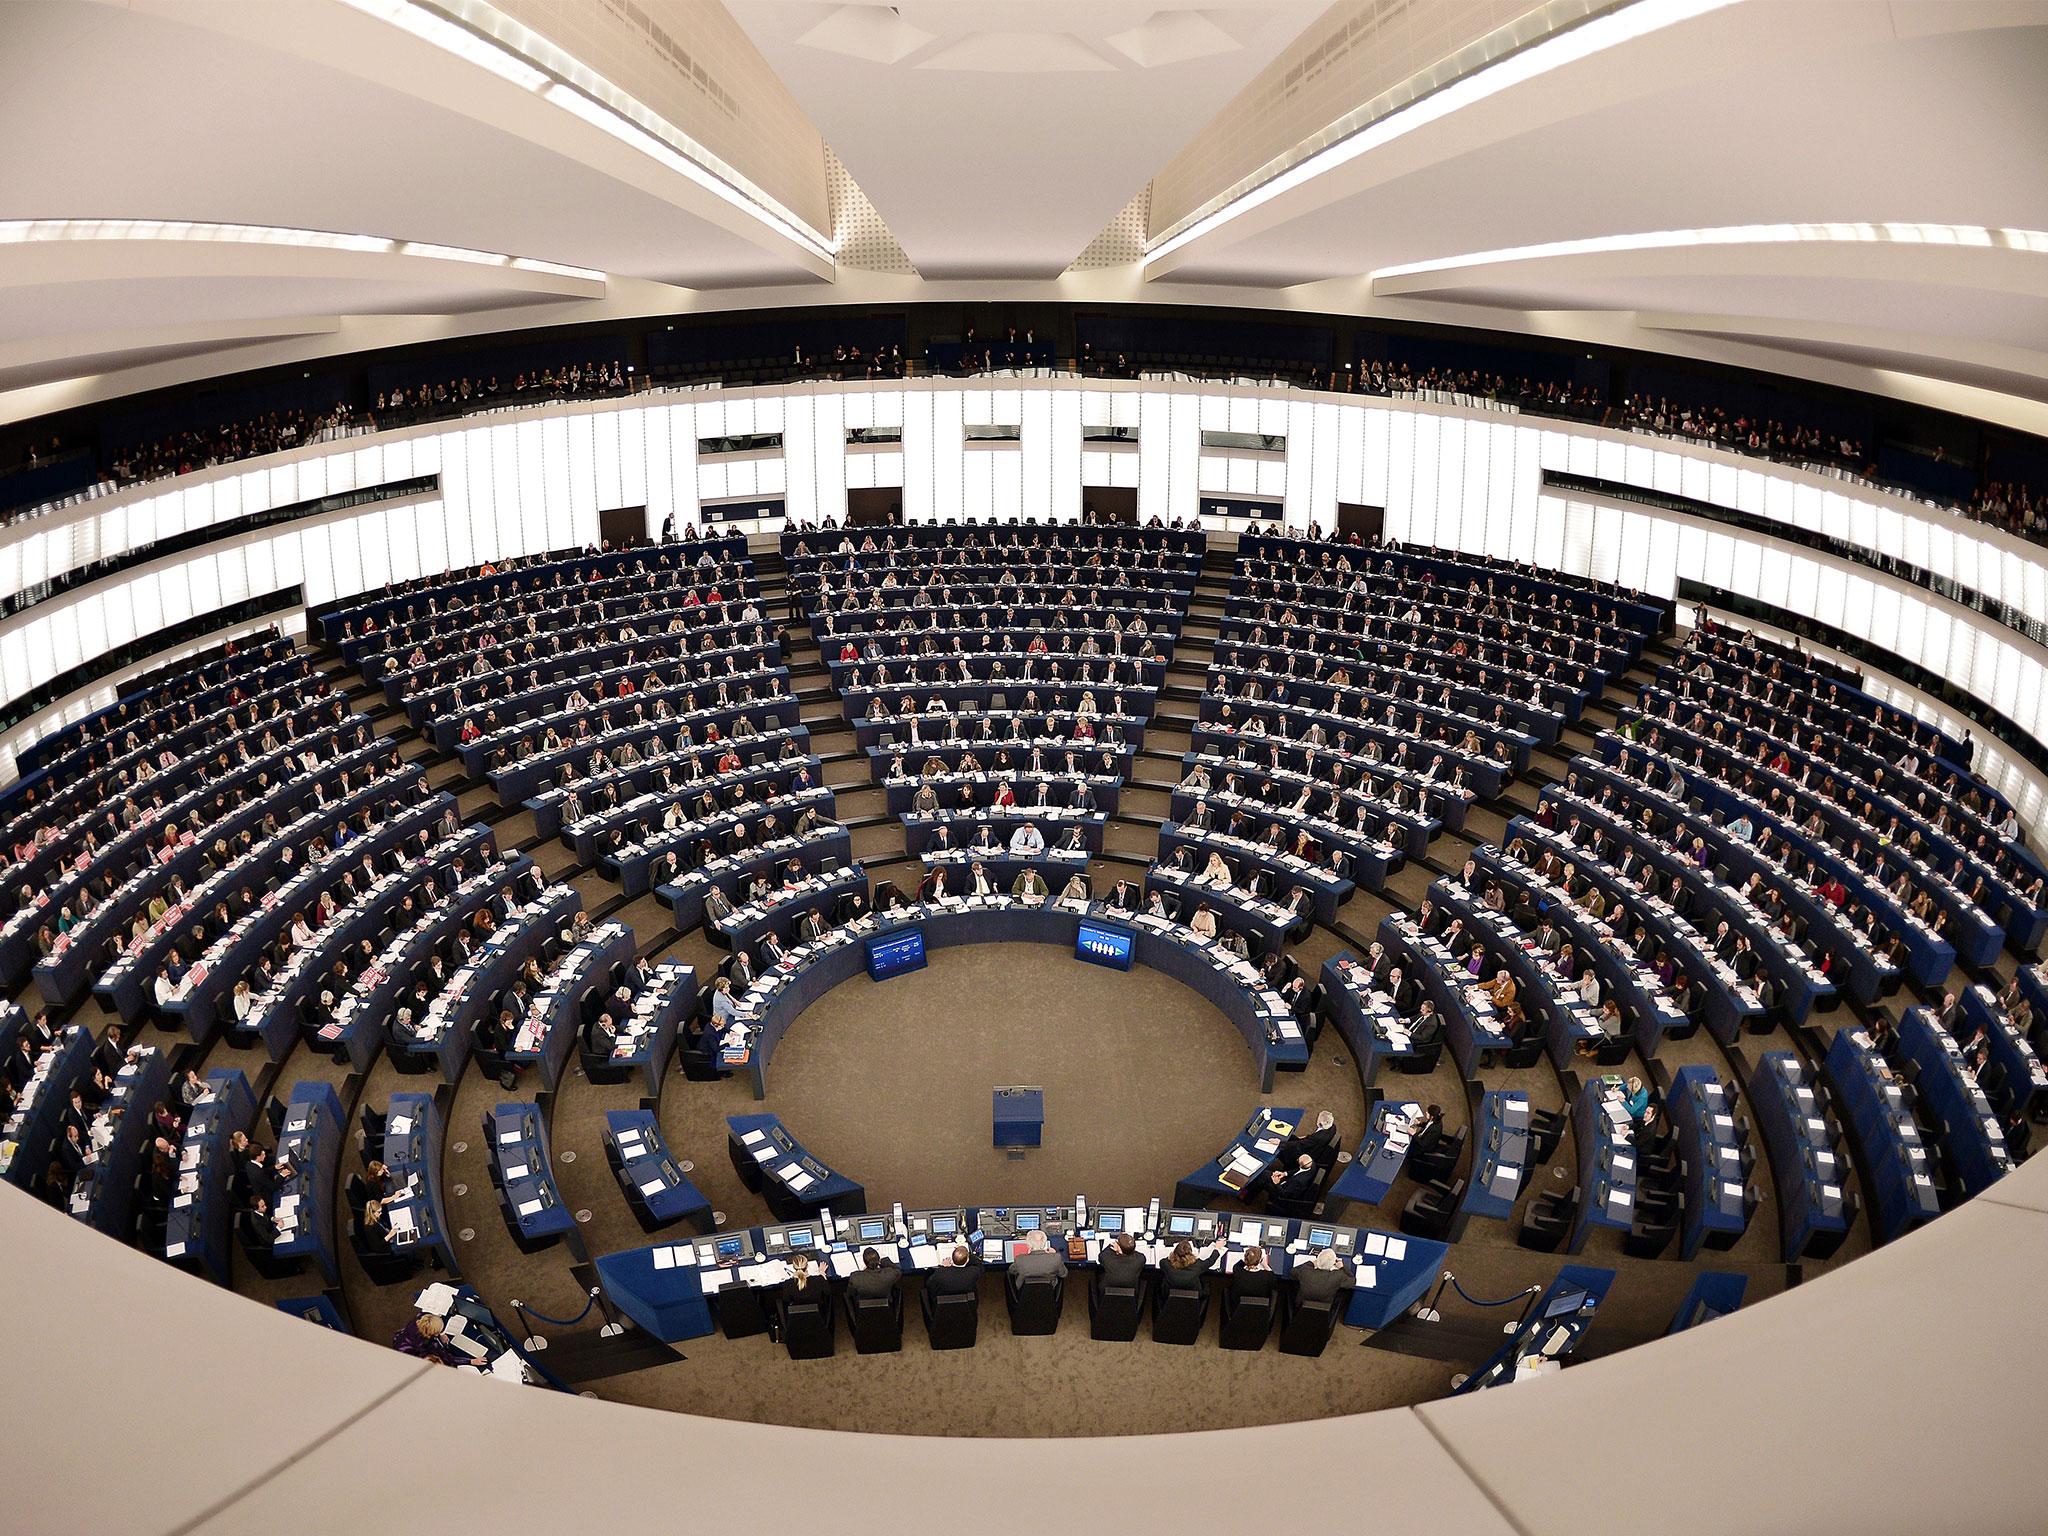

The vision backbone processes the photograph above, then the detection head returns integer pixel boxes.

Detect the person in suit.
[1157,1234,1222,1296]
[1407,1104,1446,1165]
[1276,1110,1339,1172]
[725,949,756,992]
[1106,878,1141,913]
[1008,1227,1067,1280]
[846,1246,902,1302]
[702,885,737,927]
[1094,1231,1148,1302]
[757,932,788,969]
[1011,867,1049,903]
[1292,1247,1353,1308]
[925,1243,982,1298]
[775,1252,831,1341]
[1265,1152,1320,1210]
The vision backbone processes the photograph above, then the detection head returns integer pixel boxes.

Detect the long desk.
[1898,1008,2014,1197]
[1748,1051,1852,1261]
[722,898,1307,1098]
[0,1024,94,1191]
[1568,1078,1642,1255]
[1823,1028,1941,1244]
[68,1045,174,1238]
[1379,912,1511,1079]
[605,1110,713,1233]
[486,1101,578,1250]
[1320,953,1419,1083]
[1665,1065,1751,1260]
[726,1114,866,1220]
[1327,1098,1423,1215]
[1961,984,2048,1123]
[383,1092,460,1276]
[164,1068,258,1284]
[1458,1090,1535,1233]
[271,1080,344,1287]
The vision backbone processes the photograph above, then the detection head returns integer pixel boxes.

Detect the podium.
[993,1087,1043,1155]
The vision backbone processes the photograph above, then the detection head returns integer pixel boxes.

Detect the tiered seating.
[1749,1051,1854,1260]
[163,1068,258,1284]
[67,1041,173,1240]
[795,523,1198,912]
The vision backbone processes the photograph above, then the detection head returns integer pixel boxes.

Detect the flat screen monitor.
[1166,1214,1195,1236]
[1016,1211,1042,1231]
[1307,1226,1335,1247]
[785,1228,813,1248]
[928,1215,957,1237]
[1095,1210,1123,1232]
[1075,920,1136,971]
[857,1219,887,1241]
[865,927,928,982]
[1544,1286,1589,1319]
[714,1236,744,1261]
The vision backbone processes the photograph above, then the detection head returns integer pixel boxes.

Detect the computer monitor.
[1166,1214,1195,1236]
[929,1214,957,1237]
[785,1228,813,1248]
[1543,1286,1588,1319]
[1016,1211,1042,1231]
[857,1218,887,1241]
[714,1236,744,1261]
[1307,1226,1335,1247]
[1095,1210,1123,1232]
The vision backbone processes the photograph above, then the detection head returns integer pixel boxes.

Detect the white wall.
[6,379,2047,822]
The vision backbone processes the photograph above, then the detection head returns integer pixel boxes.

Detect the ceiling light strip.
[1144,0,1736,270]
[343,0,835,266]
[1374,222,2048,281]
[0,219,604,282]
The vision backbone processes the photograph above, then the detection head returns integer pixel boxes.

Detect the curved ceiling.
[4,0,2048,433]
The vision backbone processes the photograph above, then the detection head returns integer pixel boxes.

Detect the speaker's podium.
[993,1087,1043,1157]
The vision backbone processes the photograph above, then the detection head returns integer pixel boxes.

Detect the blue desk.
[593,1243,718,1343]
[1174,1106,1303,1207]
[993,1088,1044,1150]
[69,1045,173,1238]
[272,1080,344,1287]
[1962,984,2048,1123]
[1898,1008,2014,1197]
[1748,1051,1852,1261]
[1824,1029,1941,1244]
[1320,953,1419,1083]
[1453,1265,1616,1392]
[164,1068,257,1284]
[605,1110,713,1233]
[382,1092,459,1275]
[1459,1091,1534,1230]
[1666,1065,1750,1259]
[0,1025,95,1191]
[508,922,637,1092]
[727,1114,866,1220]
[1379,911,1511,1078]
[486,1101,577,1248]
[1568,1078,1641,1255]
[1666,1271,1747,1333]
[1327,1098,1422,1214]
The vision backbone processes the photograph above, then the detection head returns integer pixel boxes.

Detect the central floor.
[755,943,1337,1210]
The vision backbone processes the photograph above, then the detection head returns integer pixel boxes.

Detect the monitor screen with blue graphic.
[866,926,928,982]
[1075,920,1135,971]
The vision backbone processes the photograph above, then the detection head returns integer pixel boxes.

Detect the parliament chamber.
[5,1,2048,1532]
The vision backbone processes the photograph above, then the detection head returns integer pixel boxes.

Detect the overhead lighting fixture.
[1374,222,2048,281]
[337,0,836,267]
[1144,0,1737,271]
[0,219,603,283]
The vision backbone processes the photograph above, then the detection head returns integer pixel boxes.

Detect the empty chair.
[922,1286,980,1350]
[1005,1271,1066,1335]
[1517,1190,1574,1252]
[1088,1274,1144,1341]
[1150,1277,1210,1344]
[1400,1178,1464,1240]
[778,1287,836,1359]
[1395,1034,1445,1075]
[1527,1109,1568,1165]
[846,1289,904,1354]
[1502,1034,1546,1070]
[1218,1284,1277,1351]
[1277,1288,1347,1357]
[1409,1127,1465,1186]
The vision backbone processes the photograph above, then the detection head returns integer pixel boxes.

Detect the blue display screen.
[785,1229,813,1248]
[714,1236,744,1260]
[858,1219,887,1240]
[1096,1210,1123,1232]
[929,1215,957,1236]
[1016,1211,1041,1231]
[1167,1214,1195,1236]
[1307,1226,1334,1247]
[1075,920,1135,971]
[866,926,928,982]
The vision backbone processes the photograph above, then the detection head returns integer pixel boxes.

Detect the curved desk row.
[721,897,1308,1098]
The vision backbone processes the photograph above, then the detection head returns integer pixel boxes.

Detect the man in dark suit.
[1407,1104,1446,1166]
[1265,1153,1320,1210]
[925,1243,981,1298]
[1293,1248,1353,1307]
[1094,1231,1148,1302]
[846,1246,901,1302]
[1106,878,1141,913]
[1275,1110,1340,1173]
